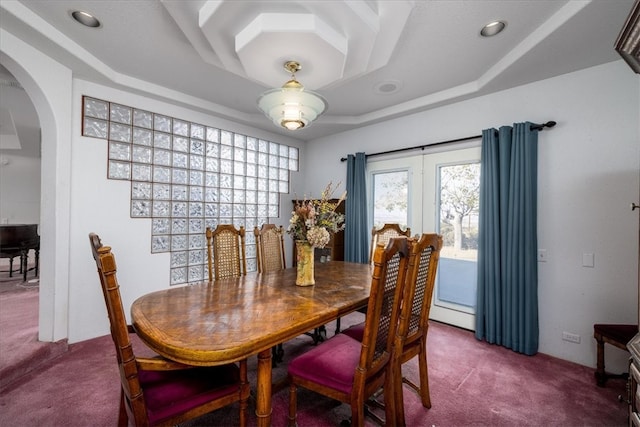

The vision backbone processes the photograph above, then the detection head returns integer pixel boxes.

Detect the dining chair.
[342,233,443,426]
[206,224,247,281]
[253,223,325,364]
[369,223,412,264]
[254,224,287,364]
[391,233,442,425]
[346,223,412,321]
[88,233,249,427]
[287,237,411,427]
[254,223,286,273]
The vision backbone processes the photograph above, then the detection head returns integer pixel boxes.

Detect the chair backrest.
[369,223,411,264]
[354,237,411,395]
[396,233,443,352]
[89,233,148,425]
[206,224,247,281]
[254,224,286,273]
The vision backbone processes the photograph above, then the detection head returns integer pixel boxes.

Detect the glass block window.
[82,96,299,285]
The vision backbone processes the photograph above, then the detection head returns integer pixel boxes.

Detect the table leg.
[256,348,273,427]
[595,333,606,386]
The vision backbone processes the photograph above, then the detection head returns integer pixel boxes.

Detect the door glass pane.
[372,171,409,229]
[436,162,480,312]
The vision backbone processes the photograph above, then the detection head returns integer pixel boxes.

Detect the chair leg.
[350,396,366,427]
[272,344,284,367]
[239,359,248,427]
[118,389,128,427]
[417,348,432,408]
[384,372,403,427]
[288,382,298,427]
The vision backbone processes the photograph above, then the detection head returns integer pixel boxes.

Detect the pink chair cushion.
[288,333,362,395]
[140,363,240,425]
[341,322,365,342]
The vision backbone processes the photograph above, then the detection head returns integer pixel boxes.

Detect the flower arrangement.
[288,182,346,248]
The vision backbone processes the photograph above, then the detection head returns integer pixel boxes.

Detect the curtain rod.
[339,120,556,162]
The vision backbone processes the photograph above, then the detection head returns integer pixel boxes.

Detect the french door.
[368,147,481,330]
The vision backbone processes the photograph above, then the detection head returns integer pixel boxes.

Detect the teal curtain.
[475,122,539,355]
[345,153,369,263]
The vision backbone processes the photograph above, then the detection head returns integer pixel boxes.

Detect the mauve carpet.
[0,264,68,391]
[0,282,628,426]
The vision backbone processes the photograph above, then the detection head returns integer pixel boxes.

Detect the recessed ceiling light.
[374,80,402,95]
[480,20,506,37]
[71,10,101,28]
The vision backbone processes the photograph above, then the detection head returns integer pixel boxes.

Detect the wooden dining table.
[131,260,373,427]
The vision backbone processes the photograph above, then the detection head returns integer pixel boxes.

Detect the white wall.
[1,28,74,342]
[0,154,40,224]
[67,79,305,342]
[304,60,640,371]
[0,74,41,225]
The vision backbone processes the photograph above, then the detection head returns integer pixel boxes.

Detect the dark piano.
[0,224,40,282]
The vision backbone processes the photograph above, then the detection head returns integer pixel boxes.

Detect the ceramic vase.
[295,241,315,286]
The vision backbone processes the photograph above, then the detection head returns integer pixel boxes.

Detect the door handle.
[632,203,639,211]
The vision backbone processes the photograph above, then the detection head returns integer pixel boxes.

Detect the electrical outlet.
[562,331,581,344]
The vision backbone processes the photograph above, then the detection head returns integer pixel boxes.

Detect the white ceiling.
[0,0,636,147]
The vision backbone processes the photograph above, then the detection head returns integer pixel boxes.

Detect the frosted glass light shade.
[257,85,327,130]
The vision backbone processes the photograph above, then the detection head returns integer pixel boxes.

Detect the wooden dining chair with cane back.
[254,224,286,273]
[89,233,249,427]
[341,223,413,336]
[341,233,442,425]
[369,223,412,264]
[253,223,324,363]
[254,224,287,364]
[206,224,247,281]
[391,233,443,425]
[287,237,412,427]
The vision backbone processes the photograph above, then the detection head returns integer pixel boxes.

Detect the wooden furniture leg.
[34,247,39,277]
[8,255,16,277]
[21,249,28,282]
[593,323,637,386]
[256,348,273,427]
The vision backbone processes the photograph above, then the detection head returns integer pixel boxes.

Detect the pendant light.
[257,61,327,130]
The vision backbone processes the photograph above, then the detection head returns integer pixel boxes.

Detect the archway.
[1,31,73,342]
